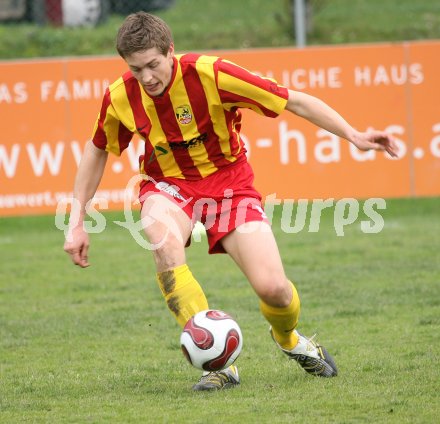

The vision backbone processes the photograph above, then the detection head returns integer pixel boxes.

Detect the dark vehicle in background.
[110,0,175,14]
[0,0,175,26]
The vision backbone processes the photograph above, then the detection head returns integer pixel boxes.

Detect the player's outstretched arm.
[285,90,399,158]
[63,141,108,268]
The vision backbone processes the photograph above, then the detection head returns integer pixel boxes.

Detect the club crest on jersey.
[175,105,192,125]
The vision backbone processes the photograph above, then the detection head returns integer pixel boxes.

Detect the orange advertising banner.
[0,41,439,216]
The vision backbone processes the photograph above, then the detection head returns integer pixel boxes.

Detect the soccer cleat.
[192,365,240,391]
[270,328,338,377]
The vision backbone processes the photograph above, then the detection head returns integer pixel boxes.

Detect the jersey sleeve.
[215,58,289,117]
[92,88,133,156]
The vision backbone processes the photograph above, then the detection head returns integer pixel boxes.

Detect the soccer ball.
[180,310,243,372]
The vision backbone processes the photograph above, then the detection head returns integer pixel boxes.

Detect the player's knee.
[148,230,186,270]
[142,211,187,247]
[256,277,292,307]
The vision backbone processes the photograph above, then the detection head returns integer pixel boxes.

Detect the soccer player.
[64,12,398,391]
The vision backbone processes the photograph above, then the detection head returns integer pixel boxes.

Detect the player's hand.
[351,130,399,158]
[64,224,90,268]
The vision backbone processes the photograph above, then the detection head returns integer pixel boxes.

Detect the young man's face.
[125,44,175,97]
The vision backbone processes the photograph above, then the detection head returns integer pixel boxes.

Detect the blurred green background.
[0,0,439,59]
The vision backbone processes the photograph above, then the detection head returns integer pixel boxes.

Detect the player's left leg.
[221,221,337,377]
[221,221,300,349]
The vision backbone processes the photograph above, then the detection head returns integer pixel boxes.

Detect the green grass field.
[1,197,439,423]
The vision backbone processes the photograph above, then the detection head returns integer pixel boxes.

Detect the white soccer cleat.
[270,328,338,377]
[192,365,240,391]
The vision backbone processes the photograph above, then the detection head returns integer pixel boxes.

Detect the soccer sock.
[259,281,300,350]
[156,264,209,328]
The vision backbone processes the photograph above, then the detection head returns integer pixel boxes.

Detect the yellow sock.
[259,281,300,350]
[156,264,209,328]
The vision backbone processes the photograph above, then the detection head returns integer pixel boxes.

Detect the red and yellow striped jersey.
[92,53,288,180]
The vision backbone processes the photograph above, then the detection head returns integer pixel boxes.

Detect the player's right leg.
[141,192,208,327]
[141,191,240,390]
